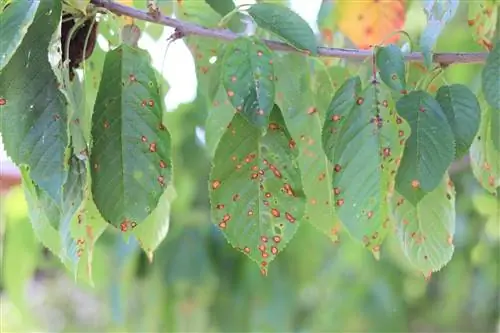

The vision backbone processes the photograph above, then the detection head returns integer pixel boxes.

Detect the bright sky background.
[0,1,322,167]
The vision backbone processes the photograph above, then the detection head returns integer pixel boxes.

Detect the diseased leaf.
[247,3,318,55]
[174,0,221,27]
[0,0,68,203]
[435,84,481,159]
[311,64,351,121]
[209,106,305,274]
[90,44,172,228]
[395,90,455,204]
[274,53,341,242]
[376,44,407,92]
[482,41,500,110]
[391,174,456,275]
[205,0,244,32]
[470,97,500,194]
[468,1,498,50]
[221,37,275,128]
[420,0,459,68]
[0,0,39,71]
[323,82,406,250]
[205,85,236,158]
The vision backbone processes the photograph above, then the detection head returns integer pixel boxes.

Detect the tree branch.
[90,0,488,65]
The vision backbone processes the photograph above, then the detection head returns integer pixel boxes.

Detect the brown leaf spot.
[211,180,221,190]
[149,143,157,152]
[285,212,296,223]
[271,208,280,217]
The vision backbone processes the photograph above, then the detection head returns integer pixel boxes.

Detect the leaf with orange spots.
[390,173,455,275]
[470,96,500,194]
[209,106,305,274]
[335,0,406,49]
[274,53,341,242]
[375,44,407,92]
[188,39,224,102]
[90,44,172,229]
[468,1,498,50]
[395,91,455,205]
[221,37,275,128]
[323,81,405,250]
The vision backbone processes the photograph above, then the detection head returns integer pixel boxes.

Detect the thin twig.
[90,0,489,65]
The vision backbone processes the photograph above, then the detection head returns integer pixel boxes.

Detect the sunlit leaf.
[209,106,305,274]
[0,0,39,71]
[275,53,341,242]
[435,84,481,159]
[247,3,318,55]
[395,90,455,204]
[221,37,275,128]
[336,0,406,49]
[391,174,455,275]
[0,0,68,203]
[90,44,173,228]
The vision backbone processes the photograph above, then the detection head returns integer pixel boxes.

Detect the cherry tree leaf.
[435,84,481,159]
[391,174,456,275]
[376,44,407,92]
[0,0,68,203]
[90,44,172,229]
[395,90,455,205]
[221,37,275,128]
[0,0,39,71]
[205,85,236,158]
[470,97,500,194]
[209,106,305,274]
[482,41,500,110]
[247,3,318,55]
[274,53,341,242]
[468,1,498,50]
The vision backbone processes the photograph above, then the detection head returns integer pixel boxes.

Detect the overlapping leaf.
[468,1,498,50]
[323,81,407,250]
[0,0,68,203]
[376,44,407,92]
[90,44,172,228]
[420,0,459,68]
[395,90,455,204]
[247,3,318,55]
[311,64,351,121]
[205,85,236,158]
[470,97,500,194]
[435,84,481,159]
[209,107,305,274]
[0,0,39,71]
[274,53,341,242]
[221,37,275,128]
[482,41,500,110]
[391,174,456,275]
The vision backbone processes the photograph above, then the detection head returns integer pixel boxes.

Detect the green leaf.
[274,53,341,242]
[174,0,221,27]
[132,186,177,260]
[376,44,407,92]
[395,90,455,204]
[0,0,39,71]
[90,44,173,228]
[204,0,244,32]
[209,106,305,274]
[63,0,90,14]
[420,0,459,68]
[391,174,456,275]
[0,0,68,203]
[435,84,481,159]
[205,85,236,158]
[491,110,500,151]
[482,41,500,110]
[470,98,500,194]
[221,37,275,128]
[247,3,318,55]
[324,82,406,249]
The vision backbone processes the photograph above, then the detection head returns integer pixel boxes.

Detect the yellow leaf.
[336,0,406,49]
[116,0,134,25]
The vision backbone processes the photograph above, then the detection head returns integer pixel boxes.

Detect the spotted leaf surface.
[420,0,459,68]
[435,84,481,159]
[274,54,341,241]
[395,90,455,205]
[0,0,68,203]
[0,0,39,71]
[187,39,224,101]
[90,44,172,228]
[482,41,500,110]
[391,174,455,275]
[311,65,351,122]
[325,83,405,250]
[209,106,305,274]
[470,98,500,194]
[376,44,407,92]
[221,37,275,128]
[247,3,318,55]
[205,85,236,158]
[468,1,498,50]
